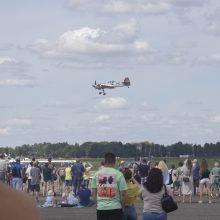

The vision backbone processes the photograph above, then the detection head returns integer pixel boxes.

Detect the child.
[42,189,56,207]
[60,186,78,207]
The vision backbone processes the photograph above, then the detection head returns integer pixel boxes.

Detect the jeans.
[123,205,137,220]
[12,177,22,191]
[72,176,82,195]
[143,212,167,220]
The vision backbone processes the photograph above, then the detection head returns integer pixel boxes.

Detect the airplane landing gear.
[99,92,102,95]
[103,93,106,95]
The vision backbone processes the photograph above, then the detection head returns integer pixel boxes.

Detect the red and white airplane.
[92,77,131,95]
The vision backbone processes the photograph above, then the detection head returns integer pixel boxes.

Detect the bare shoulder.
[0,183,40,220]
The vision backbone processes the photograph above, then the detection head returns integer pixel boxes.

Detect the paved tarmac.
[39,195,220,220]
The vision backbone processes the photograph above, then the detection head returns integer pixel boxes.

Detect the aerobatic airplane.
[92,77,131,95]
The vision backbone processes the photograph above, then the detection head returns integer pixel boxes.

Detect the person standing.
[140,168,173,220]
[83,162,93,188]
[71,160,85,195]
[210,162,220,185]
[42,162,52,196]
[11,157,23,191]
[0,154,6,183]
[198,159,211,204]
[138,159,149,184]
[30,162,41,202]
[181,159,193,203]
[157,160,169,185]
[26,162,33,193]
[65,163,72,190]
[91,152,127,220]
[57,163,66,193]
[123,168,139,220]
[192,159,200,196]
[175,161,183,196]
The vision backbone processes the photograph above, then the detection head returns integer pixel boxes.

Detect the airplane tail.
[123,77,131,87]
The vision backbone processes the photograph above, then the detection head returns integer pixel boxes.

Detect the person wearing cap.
[211,162,220,185]
[11,157,23,191]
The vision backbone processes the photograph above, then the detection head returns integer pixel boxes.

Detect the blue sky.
[1,0,220,147]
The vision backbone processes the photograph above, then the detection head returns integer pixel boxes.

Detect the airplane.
[92,77,131,95]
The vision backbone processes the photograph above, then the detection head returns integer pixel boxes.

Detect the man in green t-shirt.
[91,152,127,220]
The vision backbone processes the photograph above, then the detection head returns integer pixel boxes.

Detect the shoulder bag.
[161,185,178,213]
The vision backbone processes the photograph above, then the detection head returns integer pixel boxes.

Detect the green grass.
[82,157,220,170]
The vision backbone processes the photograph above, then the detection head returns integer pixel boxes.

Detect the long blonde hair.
[157,160,168,173]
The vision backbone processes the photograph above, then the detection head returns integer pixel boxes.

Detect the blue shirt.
[78,188,91,206]
[11,162,23,178]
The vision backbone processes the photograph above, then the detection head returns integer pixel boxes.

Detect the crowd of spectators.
[1,153,220,220]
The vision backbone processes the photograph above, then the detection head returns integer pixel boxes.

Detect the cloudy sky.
[1,0,220,147]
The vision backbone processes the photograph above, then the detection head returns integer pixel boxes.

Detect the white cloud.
[43,101,73,108]
[0,57,17,65]
[210,115,220,123]
[65,0,172,14]
[0,56,28,73]
[141,113,177,128]
[29,21,154,67]
[65,0,208,16]
[0,128,9,135]
[95,114,110,123]
[168,55,186,64]
[7,117,32,126]
[196,53,220,64]
[0,79,35,87]
[99,97,128,109]
[29,39,50,52]
[172,0,208,7]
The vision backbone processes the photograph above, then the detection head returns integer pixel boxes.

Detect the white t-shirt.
[0,159,6,172]
[25,166,32,179]
[67,193,78,205]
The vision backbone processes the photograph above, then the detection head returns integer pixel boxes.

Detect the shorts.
[200,178,210,185]
[30,184,40,192]
[194,179,200,187]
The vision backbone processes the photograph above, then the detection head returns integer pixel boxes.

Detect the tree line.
[1,141,220,159]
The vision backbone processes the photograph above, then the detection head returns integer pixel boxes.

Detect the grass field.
[82,157,220,170]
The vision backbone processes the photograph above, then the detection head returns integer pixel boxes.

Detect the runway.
[39,196,220,220]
